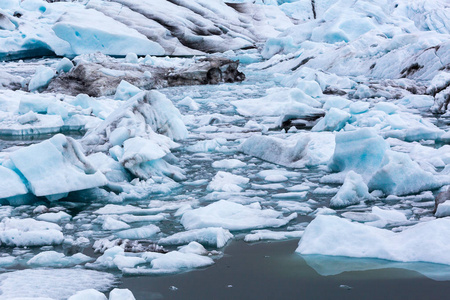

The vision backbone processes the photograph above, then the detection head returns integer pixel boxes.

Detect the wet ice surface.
[1,62,450,298]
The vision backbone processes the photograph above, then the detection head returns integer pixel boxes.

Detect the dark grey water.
[119,239,450,300]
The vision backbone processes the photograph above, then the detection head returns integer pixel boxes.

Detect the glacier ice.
[297,215,450,265]
[68,289,107,300]
[150,250,214,272]
[0,165,28,199]
[207,171,249,193]
[368,151,450,196]
[159,227,233,248]
[0,269,115,300]
[181,200,297,231]
[244,229,303,242]
[328,128,389,177]
[27,251,93,268]
[9,134,108,199]
[28,66,55,92]
[330,171,373,208]
[0,217,63,247]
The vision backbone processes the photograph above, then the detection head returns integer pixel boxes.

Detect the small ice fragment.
[339,285,352,290]
[265,174,288,182]
[109,288,136,300]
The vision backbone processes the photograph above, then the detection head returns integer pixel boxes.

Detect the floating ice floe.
[159,227,233,248]
[330,171,373,208]
[240,132,335,168]
[328,128,389,179]
[9,134,107,200]
[0,165,28,200]
[181,200,297,231]
[207,171,249,193]
[0,217,63,247]
[0,269,115,299]
[297,215,450,265]
[244,229,303,242]
[27,251,93,268]
[368,150,450,196]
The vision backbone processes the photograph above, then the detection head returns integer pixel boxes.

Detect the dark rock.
[434,188,450,215]
[47,54,245,97]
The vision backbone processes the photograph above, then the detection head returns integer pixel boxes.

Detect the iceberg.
[297,215,450,265]
[207,171,250,193]
[9,134,107,200]
[159,227,233,248]
[27,251,93,268]
[0,218,63,247]
[28,66,56,92]
[330,171,373,208]
[0,269,115,300]
[150,250,214,272]
[368,150,450,196]
[181,200,297,231]
[329,128,389,177]
[0,165,28,199]
[240,132,335,168]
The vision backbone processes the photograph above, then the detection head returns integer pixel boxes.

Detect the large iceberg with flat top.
[297,215,450,265]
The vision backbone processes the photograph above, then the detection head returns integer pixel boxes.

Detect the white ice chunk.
[28,66,55,92]
[151,251,214,271]
[397,95,434,109]
[312,108,350,132]
[436,200,450,218]
[114,80,142,101]
[10,134,107,199]
[181,200,296,231]
[178,96,200,111]
[212,159,246,169]
[297,215,450,265]
[17,111,39,125]
[0,269,114,300]
[56,58,74,73]
[115,224,160,239]
[68,289,107,300]
[0,165,28,199]
[27,251,92,267]
[122,137,168,162]
[330,171,373,208]
[102,217,131,231]
[0,218,63,247]
[277,201,313,214]
[178,241,208,255]
[125,53,139,64]
[36,211,72,223]
[159,227,233,248]
[109,288,136,300]
[244,229,303,242]
[241,132,335,168]
[329,128,389,177]
[113,255,145,270]
[368,150,450,196]
[207,171,249,193]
